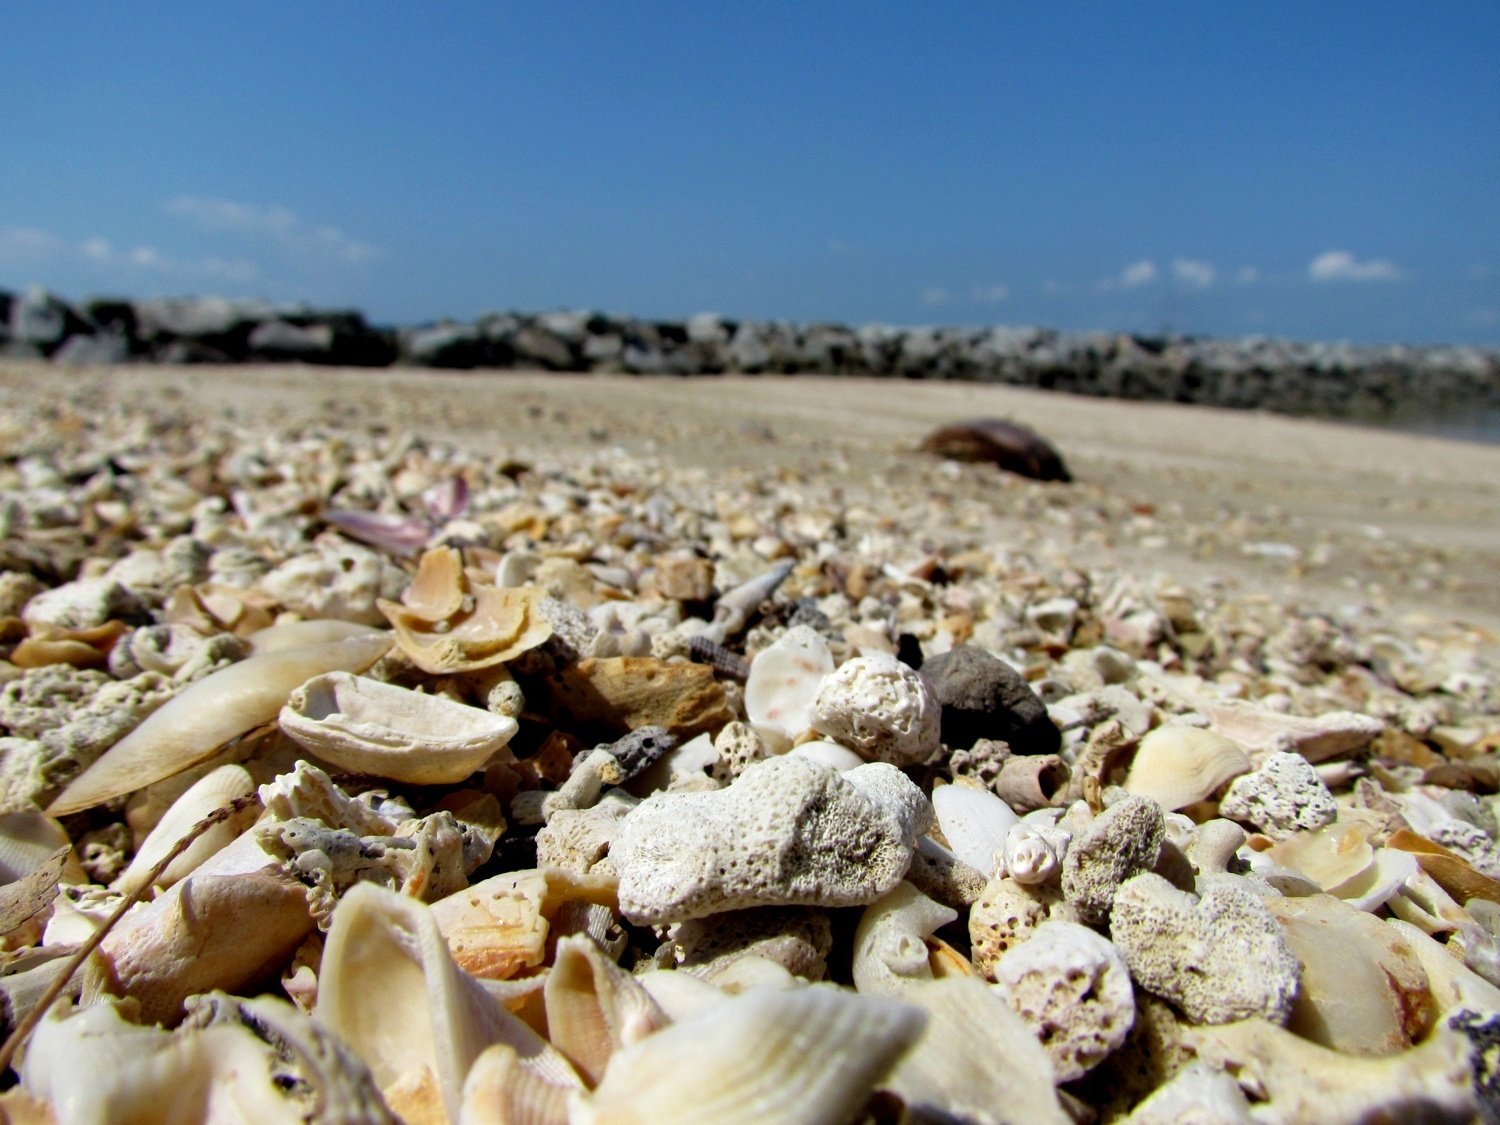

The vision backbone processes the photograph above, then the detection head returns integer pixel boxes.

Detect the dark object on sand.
[919,418,1072,482]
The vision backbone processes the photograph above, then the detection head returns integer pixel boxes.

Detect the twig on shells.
[0,791,262,1075]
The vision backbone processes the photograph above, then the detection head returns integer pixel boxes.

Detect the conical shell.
[1121,726,1251,811]
[852,881,959,996]
[543,933,669,1087]
[47,632,392,816]
[575,985,926,1124]
[279,671,518,784]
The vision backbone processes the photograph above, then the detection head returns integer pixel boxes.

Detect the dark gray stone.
[921,644,1059,755]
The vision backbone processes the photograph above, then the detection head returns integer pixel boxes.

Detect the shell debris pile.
[0,382,1499,1124]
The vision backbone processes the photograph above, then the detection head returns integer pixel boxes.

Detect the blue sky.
[3,3,1497,343]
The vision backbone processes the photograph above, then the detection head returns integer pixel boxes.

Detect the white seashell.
[543,933,670,1087]
[1387,864,1470,933]
[0,809,80,885]
[1200,701,1383,763]
[574,985,926,1124]
[1388,917,1500,1015]
[460,1041,580,1125]
[47,632,392,816]
[1261,810,1385,892]
[1330,846,1421,913]
[317,882,580,1123]
[634,968,731,1021]
[1003,823,1062,885]
[852,881,959,995]
[279,671,517,784]
[743,625,834,742]
[246,618,385,653]
[113,764,259,896]
[1121,726,1251,811]
[931,782,1019,877]
[784,739,865,772]
[885,978,1070,1125]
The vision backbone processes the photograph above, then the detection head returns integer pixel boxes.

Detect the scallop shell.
[931,782,1019,877]
[113,763,259,895]
[574,985,926,1124]
[46,632,392,816]
[279,672,518,784]
[1121,726,1251,811]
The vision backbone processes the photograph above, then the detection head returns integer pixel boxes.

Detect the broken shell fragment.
[113,763,259,895]
[852,881,959,996]
[279,671,518,784]
[1121,726,1251,812]
[46,632,392,816]
[931,782,1020,878]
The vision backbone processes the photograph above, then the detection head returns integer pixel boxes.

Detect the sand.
[5,360,1499,642]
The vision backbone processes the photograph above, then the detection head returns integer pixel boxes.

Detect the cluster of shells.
[1,393,1499,1125]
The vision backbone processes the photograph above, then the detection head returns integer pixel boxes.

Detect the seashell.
[431,867,618,981]
[931,782,1019,877]
[1261,809,1385,892]
[1121,726,1251,812]
[918,418,1072,482]
[1388,917,1500,1015]
[1266,893,1435,1056]
[884,978,1071,1125]
[91,871,315,1025]
[245,617,384,654]
[1003,822,1064,885]
[785,739,865,772]
[633,968,730,1022]
[995,753,1070,812]
[322,507,434,556]
[544,933,670,1086]
[574,985,926,1124]
[0,810,80,885]
[377,547,552,674]
[316,882,581,1123]
[113,763,259,895]
[743,625,835,742]
[10,620,129,670]
[279,672,517,784]
[1387,828,1500,907]
[691,558,795,646]
[1328,846,1420,913]
[46,632,392,816]
[852,881,959,996]
[1386,865,1471,934]
[1201,701,1383,763]
[460,1041,581,1125]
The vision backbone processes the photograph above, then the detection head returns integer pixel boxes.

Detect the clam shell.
[1121,726,1251,811]
[931,782,1019,877]
[46,632,392,816]
[279,672,518,784]
[575,985,926,1124]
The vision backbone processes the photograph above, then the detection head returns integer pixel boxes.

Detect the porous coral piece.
[260,542,395,626]
[844,761,936,845]
[969,875,1081,977]
[809,652,941,766]
[542,657,734,743]
[20,576,144,631]
[1218,750,1339,840]
[611,755,916,924]
[710,720,770,784]
[991,919,1136,1081]
[1109,872,1301,1025]
[534,794,635,876]
[1061,795,1165,923]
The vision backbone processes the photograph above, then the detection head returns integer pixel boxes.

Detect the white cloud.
[1236,266,1260,284]
[164,195,379,264]
[1171,258,1215,288]
[1308,250,1402,282]
[970,283,1010,303]
[81,237,112,261]
[921,287,950,306]
[1120,259,1158,288]
[0,226,65,262]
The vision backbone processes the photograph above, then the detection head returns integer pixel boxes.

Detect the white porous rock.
[1218,751,1338,840]
[810,652,941,766]
[843,762,935,846]
[259,542,393,626]
[611,755,916,924]
[991,920,1136,1081]
[1109,872,1301,1026]
[743,625,834,744]
[1060,795,1164,924]
[969,876,1081,978]
[21,577,142,631]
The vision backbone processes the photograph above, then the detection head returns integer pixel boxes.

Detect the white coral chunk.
[611,756,916,924]
[1218,751,1338,840]
[991,920,1135,1081]
[810,652,941,766]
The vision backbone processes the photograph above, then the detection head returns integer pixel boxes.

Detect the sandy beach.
[7,360,1498,643]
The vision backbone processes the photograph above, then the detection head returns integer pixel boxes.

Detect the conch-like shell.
[574,985,926,1124]
[377,546,552,674]
[279,672,518,784]
[852,881,959,996]
[1121,726,1250,811]
[316,882,581,1123]
[47,632,392,815]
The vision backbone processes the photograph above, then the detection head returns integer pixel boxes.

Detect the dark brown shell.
[919,418,1072,482]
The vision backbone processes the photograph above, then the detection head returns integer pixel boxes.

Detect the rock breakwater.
[4,284,1498,421]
